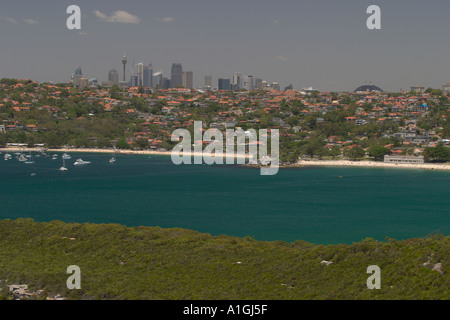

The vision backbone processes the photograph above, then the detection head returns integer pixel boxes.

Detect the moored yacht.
[74,158,91,165]
[59,158,69,171]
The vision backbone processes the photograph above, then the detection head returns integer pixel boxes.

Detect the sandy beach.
[0,147,249,159]
[294,159,450,171]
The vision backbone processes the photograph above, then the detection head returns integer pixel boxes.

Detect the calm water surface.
[0,152,449,244]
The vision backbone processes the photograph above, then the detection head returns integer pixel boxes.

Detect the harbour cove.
[0,152,449,245]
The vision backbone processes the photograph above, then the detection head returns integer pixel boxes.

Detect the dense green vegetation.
[0,219,448,300]
[2,79,450,165]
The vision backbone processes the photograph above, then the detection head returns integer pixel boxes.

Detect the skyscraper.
[79,77,88,91]
[122,54,127,82]
[152,72,163,88]
[171,63,183,88]
[242,75,254,91]
[136,63,144,86]
[182,71,193,89]
[143,64,153,87]
[232,72,241,91]
[108,69,119,85]
[162,77,171,89]
[130,75,139,87]
[72,67,83,88]
[218,78,230,91]
[204,76,212,88]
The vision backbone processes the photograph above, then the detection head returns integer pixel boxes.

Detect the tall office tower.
[171,63,183,88]
[271,82,280,91]
[254,78,263,89]
[130,75,139,87]
[182,71,193,89]
[72,67,83,87]
[152,72,163,88]
[122,54,127,82]
[242,75,254,91]
[108,69,119,85]
[79,77,88,91]
[136,63,144,86]
[204,76,212,88]
[232,72,241,91]
[143,64,153,87]
[218,78,231,91]
[162,77,171,89]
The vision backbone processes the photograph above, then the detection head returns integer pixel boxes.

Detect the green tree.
[344,146,366,161]
[0,133,6,147]
[116,138,131,150]
[329,145,341,159]
[424,143,450,163]
[135,138,149,150]
[368,145,391,161]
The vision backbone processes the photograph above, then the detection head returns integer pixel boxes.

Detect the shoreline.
[3,147,450,171]
[292,159,450,171]
[0,147,249,159]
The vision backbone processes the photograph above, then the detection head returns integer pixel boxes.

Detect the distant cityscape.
[70,54,291,92]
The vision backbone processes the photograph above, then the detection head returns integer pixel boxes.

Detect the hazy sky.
[1,0,450,92]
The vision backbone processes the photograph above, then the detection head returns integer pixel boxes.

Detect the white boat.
[18,154,27,162]
[4,154,12,160]
[109,157,116,163]
[62,153,72,160]
[59,158,69,171]
[74,158,91,166]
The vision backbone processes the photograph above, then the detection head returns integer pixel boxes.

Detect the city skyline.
[2,1,450,91]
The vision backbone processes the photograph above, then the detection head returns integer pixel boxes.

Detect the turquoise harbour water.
[0,152,449,244]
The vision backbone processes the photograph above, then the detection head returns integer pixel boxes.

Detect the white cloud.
[156,17,175,23]
[24,19,38,25]
[6,17,17,24]
[94,10,108,21]
[276,56,288,61]
[94,10,140,24]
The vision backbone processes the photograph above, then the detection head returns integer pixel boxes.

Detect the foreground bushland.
[0,218,448,300]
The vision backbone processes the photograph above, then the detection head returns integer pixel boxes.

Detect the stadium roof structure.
[354,85,383,92]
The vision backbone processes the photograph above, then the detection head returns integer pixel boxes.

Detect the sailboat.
[59,157,68,171]
[74,158,91,165]
[109,146,119,163]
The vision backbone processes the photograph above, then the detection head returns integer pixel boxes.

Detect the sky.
[1,0,450,92]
